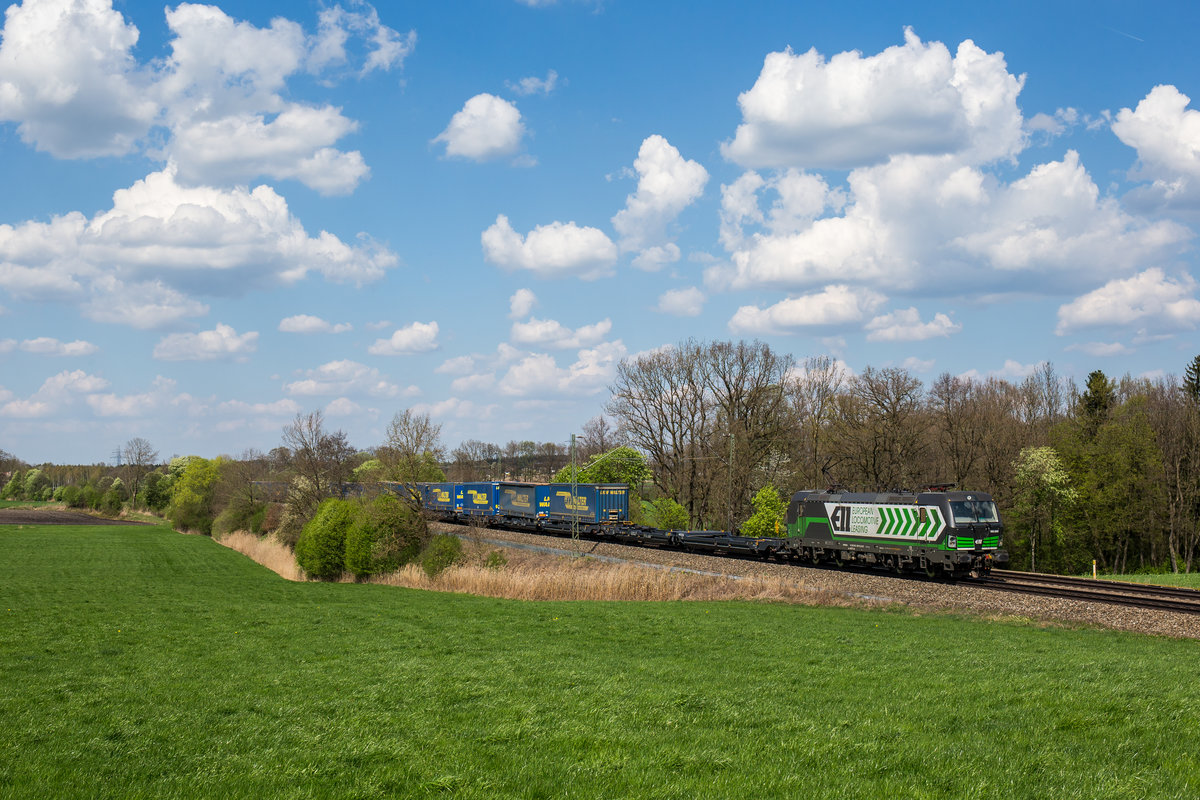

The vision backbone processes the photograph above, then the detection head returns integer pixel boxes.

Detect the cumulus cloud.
[368,321,440,355]
[482,214,617,279]
[0,0,157,158]
[865,307,961,342]
[19,337,98,356]
[509,288,537,319]
[496,341,627,397]
[1066,341,1134,357]
[510,317,612,349]
[279,315,352,334]
[506,69,559,96]
[284,359,415,397]
[152,323,258,361]
[433,94,526,161]
[720,151,1190,295]
[722,28,1025,169]
[729,285,886,334]
[0,2,409,191]
[1112,85,1200,211]
[612,135,708,256]
[1,368,111,418]
[1055,268,1200,335]
[0,167,397,325]
[412,396,496,420]
[656,287,705,316]
[324,397,362,417]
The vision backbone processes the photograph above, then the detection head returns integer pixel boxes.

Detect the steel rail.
[975,571,1200,616]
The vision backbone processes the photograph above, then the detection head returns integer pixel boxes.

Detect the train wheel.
[924,564,939,579]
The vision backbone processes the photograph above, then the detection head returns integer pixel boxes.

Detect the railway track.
[976,569,1200,616]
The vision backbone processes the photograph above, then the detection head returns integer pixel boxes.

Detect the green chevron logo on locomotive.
[825,503,945,541]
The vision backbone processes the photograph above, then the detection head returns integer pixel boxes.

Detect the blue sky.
[2,0,1199,464]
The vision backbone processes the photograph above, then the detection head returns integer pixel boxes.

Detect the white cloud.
[450,373,496,393]
[729,285,886,334]
[0,167,397,324]
[284,360,415,397]
[900,356,935,373]
[84,375,190,418]
[0,0,157,158]
[509,288,537,319]
[865,308,961,342]
[0,339,14,354]
[217,398,302,417]
[656,287,705,317]
[412,397,496,420]
[1112,85,1200,210]
[506,69,558,96]
[510,317,612,349]
[324,397,361,417]
[153,323,258,361]
[19,337,99,356]
[1,368,111,418]
[310,4,416,76]
[631,244,681,272]
[497,341,627,397]
[279,314,352,334]
[722,28,1025,169]
[612,135,708,255]
[81,277,210,329]
[1055,268,1200,335]
[432,94,525,161]
[368,321,440,355]
[482,214,617,279]
[1066,341,1134,357]
[722,150,1191,295]
[436,355,477,375]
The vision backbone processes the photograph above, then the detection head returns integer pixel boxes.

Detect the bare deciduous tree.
[122,437,159,508]
[281,411,356,519]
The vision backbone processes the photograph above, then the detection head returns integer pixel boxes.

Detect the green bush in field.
[421,534,463,579]
[294,499,360,580]
[345,494,428,579]
[60,486,80,507]
[167,457,224,535]
[142,471,170,511]
[484,550,507,570]
[52,486,65,502]
[23,469,49,500]
[98,489,123,516]
[78,485,100,510]
[212,500,268,539]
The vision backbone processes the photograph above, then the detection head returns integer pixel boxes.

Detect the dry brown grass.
[214,532,849,607]
[216,531,304,581]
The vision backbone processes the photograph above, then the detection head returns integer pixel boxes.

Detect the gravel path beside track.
[440,523,1200,640]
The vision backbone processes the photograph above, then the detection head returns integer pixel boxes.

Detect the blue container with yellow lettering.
[540,483,629,523]
[457,482,498,516]
[496,482,540,520]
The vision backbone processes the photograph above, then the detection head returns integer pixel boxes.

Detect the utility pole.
[112,447,123,468]
[570,433,578,551]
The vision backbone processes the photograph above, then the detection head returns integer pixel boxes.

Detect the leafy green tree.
[553,446,651,492]
[2,470,23,499]
[739,484,787,537]
[295,499,359,579]
[142,471,169,511]
[642,497,690,530]
[166,457,225,535]
[1010,446,1078,572]
[22,469,49,501]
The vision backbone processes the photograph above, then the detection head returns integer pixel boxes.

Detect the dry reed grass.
[214,532,849,607]
[216,530,305,581]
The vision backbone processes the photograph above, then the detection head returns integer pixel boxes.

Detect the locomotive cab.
[936,491,1009,572]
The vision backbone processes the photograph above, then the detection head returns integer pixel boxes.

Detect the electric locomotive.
[781,489,1007,577]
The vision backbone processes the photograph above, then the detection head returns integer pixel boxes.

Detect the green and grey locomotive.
[782,489,1008,577]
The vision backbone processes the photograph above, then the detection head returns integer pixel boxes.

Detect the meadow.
[1102,571,1200,589]
[2,521,1199,799]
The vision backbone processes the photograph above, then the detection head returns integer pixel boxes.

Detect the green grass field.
[1100,571,1200,589]
[0,500,54,508]
[3,523,1199,799]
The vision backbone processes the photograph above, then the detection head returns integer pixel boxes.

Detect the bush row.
[294,495,442,580]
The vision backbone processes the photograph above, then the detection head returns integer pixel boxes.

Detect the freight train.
[407,480,1008,578]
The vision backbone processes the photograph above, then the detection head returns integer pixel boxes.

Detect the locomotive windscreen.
[950,500,999,525]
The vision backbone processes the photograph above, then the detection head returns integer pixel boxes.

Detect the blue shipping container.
[540,484,629,523]
[496,483,540,519]
[422,483,457,513]
[458,482,498,516]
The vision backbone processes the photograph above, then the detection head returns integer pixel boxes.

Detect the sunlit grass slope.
[2,523,1198,799]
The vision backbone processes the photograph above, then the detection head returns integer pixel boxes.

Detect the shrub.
[23,469,49,501]
[484,550,507,570]
[345,494,428,578]
[79,485,101,510]
[294,499,360,580]
[643,497,689,531]
[166,457,223,535]
[421,534,463,579]
[142,472,169,511]
[212,500,268,539]
[52,486,65,502]
[98,489,123,517]
[740,484,786,538]
[60,486,80,507]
